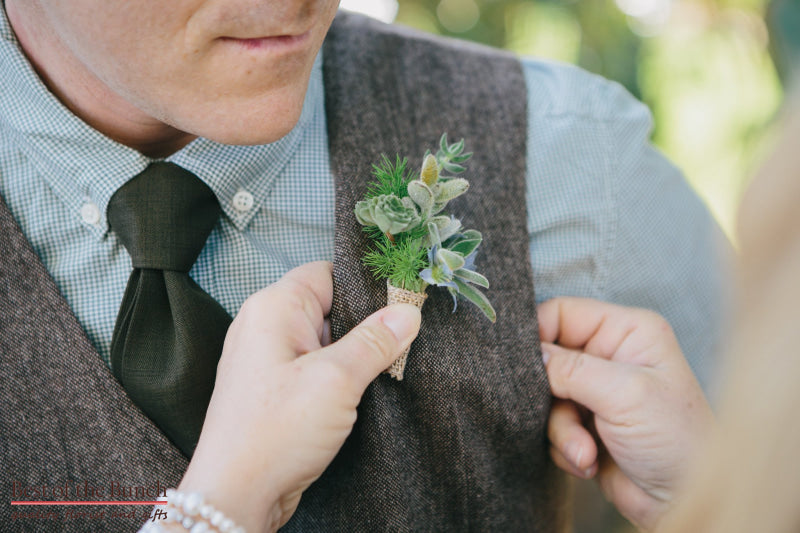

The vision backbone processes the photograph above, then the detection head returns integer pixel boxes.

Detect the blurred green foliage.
[394,0,786,239]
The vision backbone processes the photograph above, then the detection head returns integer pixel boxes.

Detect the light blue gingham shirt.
[0,10,727,388]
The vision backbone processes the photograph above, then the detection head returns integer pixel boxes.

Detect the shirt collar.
[167,56,322,231]
[0,6,322,238]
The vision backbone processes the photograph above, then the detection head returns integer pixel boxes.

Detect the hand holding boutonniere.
[354,134,496,380]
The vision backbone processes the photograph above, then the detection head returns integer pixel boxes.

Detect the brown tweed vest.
[0,12,562,532]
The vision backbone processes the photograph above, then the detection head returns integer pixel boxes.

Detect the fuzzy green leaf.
[448,237,481,257]
[435,178,469,203]
[428,215,452,230]
[427,220,442,247]
[453,279,496,322]
[446,229,482,256]
[408,180,434,217]
[438,217,462,242]
[461,229,482,240]
[431,202,448,216]
[442,162,466,174]
[424,216,454,247]
[439,133,450,154]
[455,268,489,288]
[437,248,466,271]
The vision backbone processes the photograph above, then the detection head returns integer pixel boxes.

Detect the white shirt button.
[232,190,254,213]
[80,202,101,225]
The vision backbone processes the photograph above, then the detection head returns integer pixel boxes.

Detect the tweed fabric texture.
[283,13,563,532]
[0,192,187,532]
[0,12,562,532]
[385,282,428,380]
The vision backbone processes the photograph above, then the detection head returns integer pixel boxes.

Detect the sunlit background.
[340,0,791,241]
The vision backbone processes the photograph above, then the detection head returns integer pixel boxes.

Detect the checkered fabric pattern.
[0,9,727,386]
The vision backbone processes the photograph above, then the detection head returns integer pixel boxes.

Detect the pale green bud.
[420,154,440,186]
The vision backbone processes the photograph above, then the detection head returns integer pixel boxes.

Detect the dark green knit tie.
[107,162,232,457]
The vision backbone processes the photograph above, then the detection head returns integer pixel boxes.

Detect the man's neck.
[5,1,195,158]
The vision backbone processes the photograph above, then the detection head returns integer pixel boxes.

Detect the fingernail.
[382,304,422,343]
[565,441,582,470]
[573,445,583,470]
[542,350,550,366]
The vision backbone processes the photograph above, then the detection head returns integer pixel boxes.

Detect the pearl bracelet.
[137,489,246,533]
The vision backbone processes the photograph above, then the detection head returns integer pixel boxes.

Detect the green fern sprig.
[363,236,428,293]
[366,155,413,199]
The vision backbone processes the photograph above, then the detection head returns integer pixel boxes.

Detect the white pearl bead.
[183,493,203,516]
[219,518,234,532]
[210,510,225,527]
[190,522,210,533]
[199,504,214,519]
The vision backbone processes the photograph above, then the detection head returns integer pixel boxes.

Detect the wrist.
[138,488,277,533]
[178,452,283,533]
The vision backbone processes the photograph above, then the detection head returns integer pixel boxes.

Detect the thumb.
[316,304,422,390]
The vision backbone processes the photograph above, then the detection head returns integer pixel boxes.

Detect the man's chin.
[178,101,305,147]
[206,124,298,147]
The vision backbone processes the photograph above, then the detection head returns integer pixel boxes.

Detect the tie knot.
[108,162,221,272]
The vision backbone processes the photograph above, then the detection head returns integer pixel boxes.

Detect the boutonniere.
[355,134,496,380]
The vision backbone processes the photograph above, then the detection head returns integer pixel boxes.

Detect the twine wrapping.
[385,281,428,380]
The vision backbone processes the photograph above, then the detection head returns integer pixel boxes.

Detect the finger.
[538,298,679,365]
[312,303,422,391]
[234,261,333,358]
[321,319,331,347]
[596,461,665,530]
[277,261,334,317]
[549,444,597,479]
[548,399,599,473]
[543,342,639,416]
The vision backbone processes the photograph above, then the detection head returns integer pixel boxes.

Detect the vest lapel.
[0,195,185,531]
[284,12,563,532]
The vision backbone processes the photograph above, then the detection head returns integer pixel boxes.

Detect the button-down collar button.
[232,190,254,213]
[80,202,101,225]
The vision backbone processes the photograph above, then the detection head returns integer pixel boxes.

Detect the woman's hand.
[176,261,421,533]
[539,297,713,531]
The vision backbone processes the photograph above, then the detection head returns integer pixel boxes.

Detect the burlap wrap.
[384,281,428,380]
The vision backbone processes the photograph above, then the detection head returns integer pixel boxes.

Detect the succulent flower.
[356,133,495,322]
[355,194,421,235]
